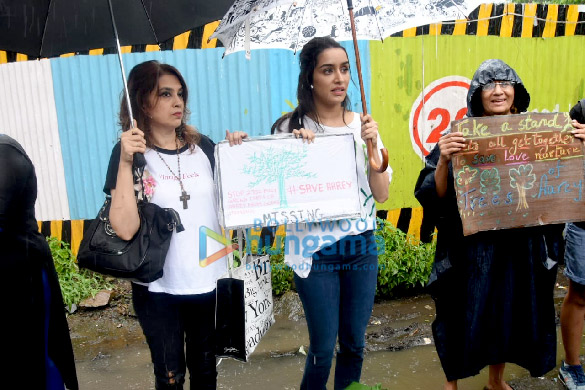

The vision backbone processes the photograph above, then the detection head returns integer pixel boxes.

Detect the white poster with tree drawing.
[215,133,361,229]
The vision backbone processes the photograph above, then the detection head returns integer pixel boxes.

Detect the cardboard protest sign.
[215,134,361,229]
[451,112,585,236]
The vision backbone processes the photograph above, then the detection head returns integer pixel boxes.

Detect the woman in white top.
[105,60,245,390]
[272,37,391,390]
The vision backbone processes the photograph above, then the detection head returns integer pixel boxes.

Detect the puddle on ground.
[71,282,573,390]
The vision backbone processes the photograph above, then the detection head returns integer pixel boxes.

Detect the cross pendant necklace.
[155,138,190,209]
[180,190,190,209]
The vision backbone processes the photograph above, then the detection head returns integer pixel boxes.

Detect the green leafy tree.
[456,165,480,186]
[480,168,501,195]
[509,164,536,211]
[242,146,315,207]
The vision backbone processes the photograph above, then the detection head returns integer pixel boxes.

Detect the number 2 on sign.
[425,107,467,143]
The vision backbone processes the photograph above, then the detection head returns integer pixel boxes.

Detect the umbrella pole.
[346,0,388,173]
[107,0,146,169]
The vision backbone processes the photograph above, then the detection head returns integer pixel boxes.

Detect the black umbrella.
[0,0,232,57]
[0,0,232,166]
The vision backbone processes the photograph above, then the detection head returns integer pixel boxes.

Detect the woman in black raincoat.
[414,59,561,390]
[0,134,78,389]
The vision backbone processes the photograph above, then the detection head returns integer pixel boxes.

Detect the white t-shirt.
[140,145,226,294]
[275,113,392,277]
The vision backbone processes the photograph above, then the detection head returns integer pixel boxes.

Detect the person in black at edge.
[0,134,78,389]
[558,99,585,390]
[415,59,562,390]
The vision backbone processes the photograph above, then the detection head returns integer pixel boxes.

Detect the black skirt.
[414,145,560,382]
[430,227,558,381]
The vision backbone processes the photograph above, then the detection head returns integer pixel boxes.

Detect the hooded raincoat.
[0,135,78,389]
[414,59,562,381]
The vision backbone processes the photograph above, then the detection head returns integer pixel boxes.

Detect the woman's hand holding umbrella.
[120,121,147,164]
[360,113,386,168]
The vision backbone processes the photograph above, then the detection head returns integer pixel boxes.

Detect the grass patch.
[47,236,112,310]
[374,219,435,298]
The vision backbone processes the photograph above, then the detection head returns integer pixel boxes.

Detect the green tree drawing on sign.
[456,165,480,186]
[480,168,501,195]
[242,146,316,208]
[509,164,536,211]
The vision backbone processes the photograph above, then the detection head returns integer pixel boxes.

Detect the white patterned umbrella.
[211,0,482,57]
[211,0,482,172]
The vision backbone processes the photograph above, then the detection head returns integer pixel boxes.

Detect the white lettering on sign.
[241,256,274,357]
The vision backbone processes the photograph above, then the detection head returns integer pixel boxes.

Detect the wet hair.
[119,60,199,149]
[271,37,352,134]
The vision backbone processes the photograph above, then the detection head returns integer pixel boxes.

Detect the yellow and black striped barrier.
[392,3,585,38]
[38,206,429,256]
[2,4,584,64]
[0,21,221,63]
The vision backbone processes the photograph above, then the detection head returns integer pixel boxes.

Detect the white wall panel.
[0,60,70,221]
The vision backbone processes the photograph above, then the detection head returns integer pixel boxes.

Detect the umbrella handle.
[367,139,388,173]
[347,2,388,173]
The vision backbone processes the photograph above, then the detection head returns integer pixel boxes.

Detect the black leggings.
[132,284,217,390]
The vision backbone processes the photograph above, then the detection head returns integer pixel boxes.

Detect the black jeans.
[132,284,217,390]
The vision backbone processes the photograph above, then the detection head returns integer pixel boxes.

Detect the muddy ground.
[67,268,575,389]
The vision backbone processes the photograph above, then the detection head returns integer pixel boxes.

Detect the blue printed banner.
[451,112,585,236]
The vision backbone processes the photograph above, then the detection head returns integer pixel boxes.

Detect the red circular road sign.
[409,76,471,159]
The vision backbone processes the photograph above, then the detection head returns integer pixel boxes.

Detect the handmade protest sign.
[215,134,361,229]
[451,112,585,236]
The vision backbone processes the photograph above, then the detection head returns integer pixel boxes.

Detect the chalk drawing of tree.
[480,168,501,195]
[456,165,479,186]
[242,146,316,208]
[509,164,536,211]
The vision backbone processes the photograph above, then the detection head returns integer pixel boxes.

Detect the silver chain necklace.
[155,138,190,209]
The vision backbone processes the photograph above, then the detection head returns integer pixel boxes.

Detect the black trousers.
[132,284,217,390]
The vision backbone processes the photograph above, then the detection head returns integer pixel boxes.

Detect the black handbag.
[78,169,184,283]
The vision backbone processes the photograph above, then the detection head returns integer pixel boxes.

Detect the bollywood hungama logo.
[199,226,239,267]
[199,218,385,267]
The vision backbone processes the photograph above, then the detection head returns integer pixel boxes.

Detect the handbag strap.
[237,229,247,265]
[133,165,147,203]
[224,229,234,276]
[224,229,247,276]
[130,164,184,232]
